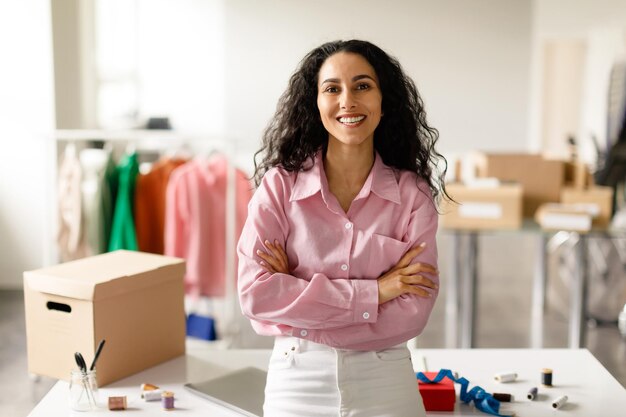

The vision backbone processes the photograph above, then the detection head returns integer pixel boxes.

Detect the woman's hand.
[256,240,290,274]
[377,243,438,305]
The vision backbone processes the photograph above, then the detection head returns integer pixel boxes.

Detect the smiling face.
[316,52,383,149]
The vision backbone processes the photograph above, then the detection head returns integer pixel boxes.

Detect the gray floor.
[2,233,626,416]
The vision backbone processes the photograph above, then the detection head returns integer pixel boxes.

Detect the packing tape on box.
[416,369,509,417]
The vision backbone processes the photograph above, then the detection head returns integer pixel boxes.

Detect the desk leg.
[460,232,477,348]
[530,233,547,348]
[445,232,461,348]
[569,233,588,349]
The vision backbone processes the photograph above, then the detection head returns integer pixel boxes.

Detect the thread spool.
[108,396,127,411]
[162,391,175,411]
[527,387,538,400]
[494,372,517,383]
[143,389,162,401]
[493,393,513,402]
[552,395,568,409]
[541,368,553,387]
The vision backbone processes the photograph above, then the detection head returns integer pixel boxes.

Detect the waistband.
[274,336,406,353]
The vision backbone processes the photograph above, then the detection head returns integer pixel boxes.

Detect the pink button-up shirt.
[237,151,439,350]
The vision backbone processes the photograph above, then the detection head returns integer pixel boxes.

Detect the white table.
[444,226,626,349]
[28,347,626,417]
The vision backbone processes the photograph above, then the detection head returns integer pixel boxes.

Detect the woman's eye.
[356,83,370,90]
[325,86,339,93]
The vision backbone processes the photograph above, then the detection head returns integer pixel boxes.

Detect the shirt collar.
[290,150,401,205]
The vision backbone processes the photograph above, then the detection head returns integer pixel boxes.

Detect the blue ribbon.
[416,369,507,417]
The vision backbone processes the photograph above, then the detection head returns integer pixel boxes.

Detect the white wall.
[51,0,97,129]
[6,0,625,288]
[134,0,225,134]
[0,0,535,287]
[222,0,533,160]
[534,0,626,37]
[529,0,626,160]
[0,0,55,288]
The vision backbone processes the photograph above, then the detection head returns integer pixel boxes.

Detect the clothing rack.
[47,129,244,347]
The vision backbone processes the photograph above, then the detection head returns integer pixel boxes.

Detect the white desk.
[28,347,626,417]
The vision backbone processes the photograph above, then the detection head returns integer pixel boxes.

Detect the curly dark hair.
[253,39,449,204]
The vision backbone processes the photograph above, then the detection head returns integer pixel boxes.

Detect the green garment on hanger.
[108,152,139,251]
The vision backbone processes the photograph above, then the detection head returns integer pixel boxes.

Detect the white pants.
[264,336,426,417]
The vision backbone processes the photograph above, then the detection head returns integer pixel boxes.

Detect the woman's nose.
[340,90,356,110]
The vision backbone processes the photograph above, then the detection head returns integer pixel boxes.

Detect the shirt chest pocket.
[367,234,411,278]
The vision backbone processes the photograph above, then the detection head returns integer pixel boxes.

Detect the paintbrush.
[90,339,106,371]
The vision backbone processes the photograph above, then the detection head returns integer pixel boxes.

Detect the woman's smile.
[337,114,366,127]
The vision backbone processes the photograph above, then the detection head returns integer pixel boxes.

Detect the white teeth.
[339,116,365,123]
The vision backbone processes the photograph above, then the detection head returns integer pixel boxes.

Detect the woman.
[237,39,447,417]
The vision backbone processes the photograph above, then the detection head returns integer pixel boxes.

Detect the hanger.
[164,141,193,160]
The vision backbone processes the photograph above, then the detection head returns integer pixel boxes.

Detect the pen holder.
[69,369,100,411]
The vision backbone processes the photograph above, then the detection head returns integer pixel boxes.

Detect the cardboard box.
[564,161,594,189]
[475,153,564,217]
[535,203,593,232]
[441,183,523,230]
[24,250,186,386]
[418,372,456,411]
[560,186,613,228]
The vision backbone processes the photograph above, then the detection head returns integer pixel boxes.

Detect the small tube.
[552,395,568,409]
[541,368,553,387]
[493,393,513,402]
[494,372,518,383]
[162,391,175,411]
[108,396,127,411]
[143,389,162,401]
[527,387,538,400]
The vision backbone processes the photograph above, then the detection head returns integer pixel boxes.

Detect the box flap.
[24,250,185,301]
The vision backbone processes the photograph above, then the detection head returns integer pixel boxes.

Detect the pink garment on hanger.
[165,155,253,297]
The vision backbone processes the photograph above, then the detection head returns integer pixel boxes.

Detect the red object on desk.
[418,371,456,411]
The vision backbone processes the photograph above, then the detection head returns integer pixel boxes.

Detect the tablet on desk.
[184,367,267,417]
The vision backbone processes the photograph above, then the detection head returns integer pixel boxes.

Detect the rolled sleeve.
[352,279,378,323]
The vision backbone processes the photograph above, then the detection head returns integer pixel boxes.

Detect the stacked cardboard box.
[534,204,593,232]
[441,183,523,230]
[560,186,613,228]
[474,153,564,218]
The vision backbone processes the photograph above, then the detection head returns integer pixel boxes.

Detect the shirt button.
[345,222,353,230]
[363,312,370,319]
[300,330,308,337]
[341,264,348,271]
